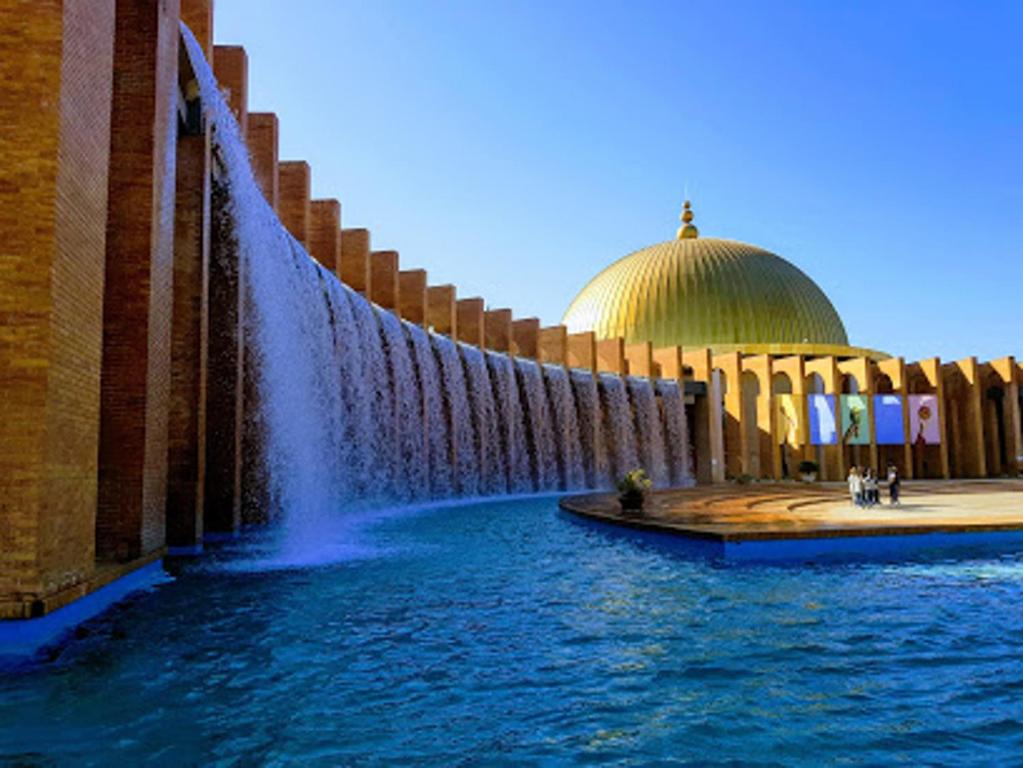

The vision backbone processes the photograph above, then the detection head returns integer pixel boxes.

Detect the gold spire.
[676,200,699,240]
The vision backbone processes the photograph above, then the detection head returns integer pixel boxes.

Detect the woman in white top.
[847,467,863,506]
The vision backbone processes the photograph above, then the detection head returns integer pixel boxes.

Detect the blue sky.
[213,0,1021,362]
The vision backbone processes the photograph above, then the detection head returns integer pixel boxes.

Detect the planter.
[618,492,645,514]
[801,472,818,483]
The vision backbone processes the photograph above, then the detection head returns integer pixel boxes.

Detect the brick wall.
[0,0,116,611]
[96,0,181,562]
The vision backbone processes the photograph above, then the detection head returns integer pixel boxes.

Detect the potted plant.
[617,468,652,513]
[798,459,819,482]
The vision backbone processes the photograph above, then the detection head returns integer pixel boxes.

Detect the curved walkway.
[560,479,1023,542]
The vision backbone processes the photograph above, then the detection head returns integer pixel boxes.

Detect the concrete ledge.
[0,558,167,662]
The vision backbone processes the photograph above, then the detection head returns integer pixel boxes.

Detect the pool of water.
[4,497,1023,766]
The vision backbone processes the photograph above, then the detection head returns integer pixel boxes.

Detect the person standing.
[864,469,878,506]
[847,466,863,507]
[887,464,901,506]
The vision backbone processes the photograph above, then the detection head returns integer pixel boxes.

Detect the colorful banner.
[775,394,800,447]
[873,394,905,445]
[840,394,871,445]
[808,394,837,445]
[909,394,941,444]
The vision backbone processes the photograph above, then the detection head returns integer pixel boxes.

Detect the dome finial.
[677,200,699,240]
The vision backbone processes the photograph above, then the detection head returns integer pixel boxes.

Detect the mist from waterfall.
[182,25,693,560]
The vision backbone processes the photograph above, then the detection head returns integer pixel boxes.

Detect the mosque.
[562,201,1022,485]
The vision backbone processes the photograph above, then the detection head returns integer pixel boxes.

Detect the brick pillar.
[248,112,279,211]
[426,285,456,336]
[166,127,210,553]
[567,331,596,370]
[952,357,987,477]
[484,309,512,352]
[0,0,116,614]
[205,178,244,534]
[340,228,370,295]
[398,270,428,326]
[212,45,248,138]
[309,199,341,272]
[712,352,744,479]
[684,348,725,483]
[596,338,626,374]
[96,0,181,563]
[180,0,213,58]
[511,318,540,358]
[654,346,683,379]
[456,298,485,346]
[278,161,311,248]
[538,326,568,365]
[369,250,399,309]
[624,342,653,377]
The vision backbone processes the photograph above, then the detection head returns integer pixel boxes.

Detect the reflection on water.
[4,497,1023,765]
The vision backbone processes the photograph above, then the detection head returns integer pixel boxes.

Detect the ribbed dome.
[562,235,849,353]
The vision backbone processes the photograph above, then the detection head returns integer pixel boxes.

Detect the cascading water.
[408,328,452,498]
[627,377,669,487]
[460,344,507,495]
[487,352,532,493]
[432,337,478,497]
[599,374,640,481]
[515,359,559,491]
[544,367,587,490]
[569,370,610,488]
[181,24,691,552]
[656,379,694,487]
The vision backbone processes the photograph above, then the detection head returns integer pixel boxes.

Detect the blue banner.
[808,394,838,445]
[874,395,905,445]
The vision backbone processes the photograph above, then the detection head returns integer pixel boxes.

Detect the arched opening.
[741,370,761,478]
[803,373,828,479]
[712,367,737,479]
[772,372,794,478]
[907,371,939,478]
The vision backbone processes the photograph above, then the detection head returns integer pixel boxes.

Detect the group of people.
[847,464,901,507]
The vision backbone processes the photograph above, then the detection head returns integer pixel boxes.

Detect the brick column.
[278,161,311,248]
[567,331,596,370]
[426,285,456,336]
[96,0,181,562]
[398,270,427,326]
[369,250,399,309]
[511,318,540,358]
[310,199,341,272]
[596,338,625,374]
[654,346,683,379]
[205,178,244,534]
[538,326,568,365]
[456,298,485,346]
[340,228,370,295]
[624,342,653,377]
[248,113,279,212]
[166,128,210,553]
[212,45,248,138]
[712,352,744,479]
[180,0,213,58]
[484,309,512,352]
[0,0,116,614]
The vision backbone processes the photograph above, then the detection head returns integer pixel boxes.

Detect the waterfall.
[460,344,507,495]
[433,337,478,497]
[180,24,693,547]
[408,328,452,498]
[488,352,531,493]
[628,377,669,487]
[657,379,694,487]
[515,359,559,491]
[545,366,586,489]
[569,370,609,488]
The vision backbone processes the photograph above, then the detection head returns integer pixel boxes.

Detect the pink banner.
[908,394,941,444]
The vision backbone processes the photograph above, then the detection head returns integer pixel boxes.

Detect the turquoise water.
[4,497,1023,766]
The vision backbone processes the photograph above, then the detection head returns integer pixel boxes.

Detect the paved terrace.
[560,480,1023,543]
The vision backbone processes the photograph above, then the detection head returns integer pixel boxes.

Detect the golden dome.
[563,204,855,355]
